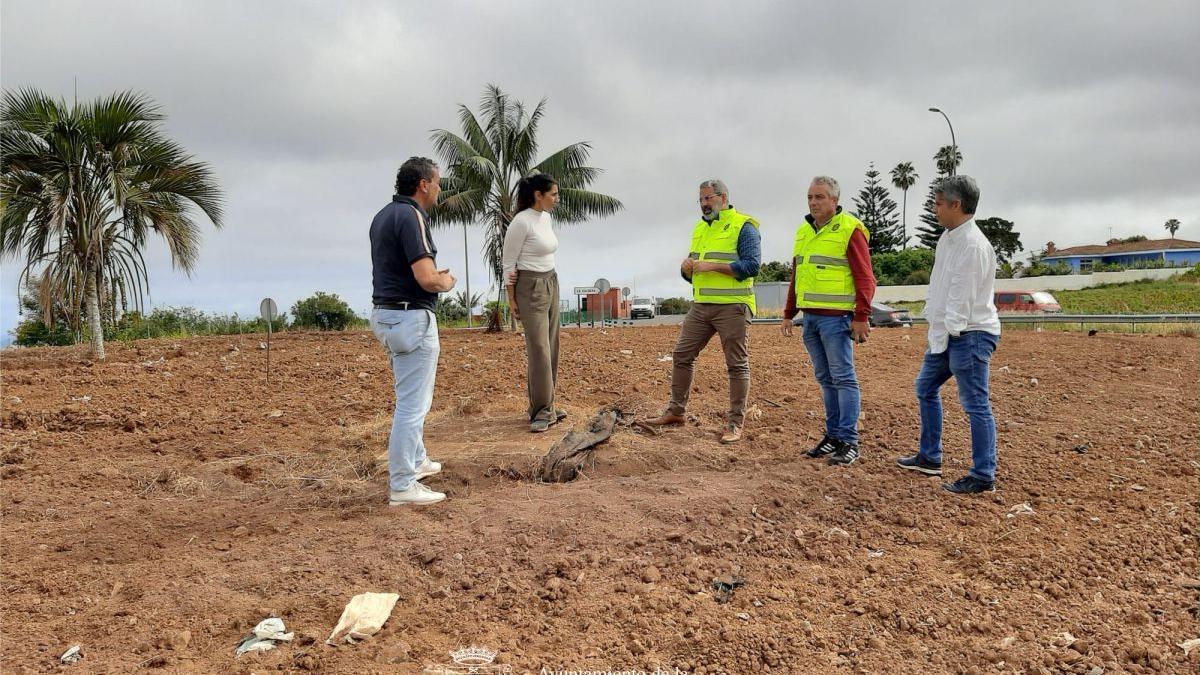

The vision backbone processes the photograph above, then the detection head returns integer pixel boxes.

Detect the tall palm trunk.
[84,263,106,359]
[901,188,908,249]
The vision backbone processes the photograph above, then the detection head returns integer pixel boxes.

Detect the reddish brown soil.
[1,326,1197,674]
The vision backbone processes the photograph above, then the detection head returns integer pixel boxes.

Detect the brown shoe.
[720,424,742,444]
[643,412,685,426]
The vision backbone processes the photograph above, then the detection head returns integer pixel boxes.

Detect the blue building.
[1042,237,1200,273]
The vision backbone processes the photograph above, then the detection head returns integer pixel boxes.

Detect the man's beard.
[701,205,718,222]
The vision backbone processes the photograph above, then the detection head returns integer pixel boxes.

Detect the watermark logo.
[427,645,512,673]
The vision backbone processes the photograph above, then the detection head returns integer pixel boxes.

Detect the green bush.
[658,297,692,315]
[756,260,791,282]
[291,292,363,331]
[872,248,935,286]
[107,307,288,341]
[13,317,75,346]
[903,269,931,285]
[434,296,466,323]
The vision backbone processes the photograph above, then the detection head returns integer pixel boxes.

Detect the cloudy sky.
[3,0,1198,338]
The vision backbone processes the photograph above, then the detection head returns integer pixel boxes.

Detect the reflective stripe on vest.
[803,292,855,303]
[689,207,759,314]
[791,211,869,312]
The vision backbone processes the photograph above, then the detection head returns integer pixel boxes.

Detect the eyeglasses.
[698,194,725,203]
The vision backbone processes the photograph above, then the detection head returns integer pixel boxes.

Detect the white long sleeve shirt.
[923,218,1001,354]
[502,208,558,277]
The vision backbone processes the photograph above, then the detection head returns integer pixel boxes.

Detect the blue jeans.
[801,313,860,444]
[914,331,999,482]
[370,308,440,491]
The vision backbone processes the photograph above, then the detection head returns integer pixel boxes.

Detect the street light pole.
[928,107,957,176]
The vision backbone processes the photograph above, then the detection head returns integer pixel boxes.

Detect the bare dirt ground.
[1,326,1197,674]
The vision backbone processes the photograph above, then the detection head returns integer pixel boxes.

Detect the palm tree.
[453,289,483,312]
[934,145,963,176]
[890,162,918,249]
[1,88,223,359]
[429,84,622,331]
[1164,218,1181,238]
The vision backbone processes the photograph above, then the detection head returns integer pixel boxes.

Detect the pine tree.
[915,145,962,249]
[915,183,942,249]
[852,163,902,253]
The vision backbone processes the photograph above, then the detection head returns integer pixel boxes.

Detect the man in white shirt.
[895,175,1002,494]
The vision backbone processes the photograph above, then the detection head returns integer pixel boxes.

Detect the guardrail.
[752,313,1200,327]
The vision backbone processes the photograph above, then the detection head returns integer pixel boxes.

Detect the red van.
[994,290,1062,313]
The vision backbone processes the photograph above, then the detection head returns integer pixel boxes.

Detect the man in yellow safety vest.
[644,179,761,444]
[781,176,876,466]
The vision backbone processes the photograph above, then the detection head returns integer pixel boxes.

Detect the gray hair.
[810,175,840,200]
[699,179,729,198]
[934,175,980,214]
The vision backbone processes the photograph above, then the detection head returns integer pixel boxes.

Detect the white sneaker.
[389,482,445,506]
[415,458,442,480]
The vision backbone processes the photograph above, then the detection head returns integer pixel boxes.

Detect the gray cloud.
[3,0,1198,339]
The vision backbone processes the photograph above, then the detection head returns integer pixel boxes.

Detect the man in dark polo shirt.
[369,156,456,506]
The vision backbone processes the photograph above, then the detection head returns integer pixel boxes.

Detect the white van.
[630,297,656,319]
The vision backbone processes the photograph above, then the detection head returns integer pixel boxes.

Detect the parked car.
[994,290,1062,313]
[868,302,913,328]
[630,297,656,319]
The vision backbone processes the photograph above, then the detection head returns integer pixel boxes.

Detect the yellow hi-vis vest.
[689,207,759,314]
[792,210,870,312]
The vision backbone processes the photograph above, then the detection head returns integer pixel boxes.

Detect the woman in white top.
[502,173,563,432]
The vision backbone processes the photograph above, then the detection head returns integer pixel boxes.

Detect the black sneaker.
[896,454,942,476]
[942,475,996,494]
[827,442,860,466]
[806,435,839,459]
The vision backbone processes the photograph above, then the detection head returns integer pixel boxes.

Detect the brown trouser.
[667,302,751,426]
[515,270,560,422]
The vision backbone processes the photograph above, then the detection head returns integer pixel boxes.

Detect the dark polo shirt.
[369,196,439,311]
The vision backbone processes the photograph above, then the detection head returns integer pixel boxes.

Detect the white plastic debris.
[59,645,83,664]
[867,549,885,559]
[657,354,673,362]
[1178,638,1200,656]
[998,365,1011,374]
[1052,632,1077,648]
[620,349,633,355]
[1006,503,1036,518]
[1029,377,1039,387]
[326,592,399,645]
[825,527,851,540]
[235,617,294,657]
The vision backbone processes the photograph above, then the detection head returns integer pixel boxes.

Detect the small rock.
[357,372,370,380]
[1029,377,1039,386]
[212,541,231,552]
[641,567,661,584]
[1130,484,1145,492]
[735,612,750,621]
[772,497,785,508]
[232,526,250,537]
[97,466,121,479]
[165,630,191,650]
